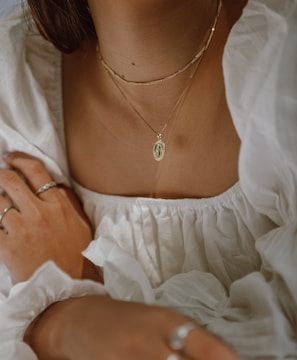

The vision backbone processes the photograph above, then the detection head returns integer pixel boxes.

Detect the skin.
[0,152,100,283]
[63,0,245,198]
[0,0,248,359]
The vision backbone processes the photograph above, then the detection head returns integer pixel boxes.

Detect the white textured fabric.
[0,0,296,359]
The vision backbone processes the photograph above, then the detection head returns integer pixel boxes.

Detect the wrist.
[24,295,110,360]
[24,300,75,360]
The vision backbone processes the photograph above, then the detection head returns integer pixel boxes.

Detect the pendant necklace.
[97,0,222,161]
[106,61,200,161]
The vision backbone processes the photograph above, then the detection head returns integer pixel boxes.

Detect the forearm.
[23,292,240,360]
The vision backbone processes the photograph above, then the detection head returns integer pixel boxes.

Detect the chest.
[62,49,240,199]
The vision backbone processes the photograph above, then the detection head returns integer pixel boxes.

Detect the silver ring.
[0,204,16,229]
[166,354,180,360]
[168,321,198,351]
[35,181,57,195]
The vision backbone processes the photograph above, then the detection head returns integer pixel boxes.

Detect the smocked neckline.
[73,179,243,210]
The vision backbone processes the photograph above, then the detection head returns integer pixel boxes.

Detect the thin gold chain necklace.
[97,0,222,86]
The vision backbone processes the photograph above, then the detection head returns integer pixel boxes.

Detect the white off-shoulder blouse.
[0,1,297,359]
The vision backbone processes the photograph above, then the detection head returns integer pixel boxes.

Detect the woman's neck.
[88,0,218,83]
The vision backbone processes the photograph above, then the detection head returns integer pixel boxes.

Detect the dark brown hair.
[26,0,96,53]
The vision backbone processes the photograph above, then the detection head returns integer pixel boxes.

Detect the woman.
[0,0,296,359]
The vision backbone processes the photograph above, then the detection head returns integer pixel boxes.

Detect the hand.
[0,152,94,282]
[26,295,239,360]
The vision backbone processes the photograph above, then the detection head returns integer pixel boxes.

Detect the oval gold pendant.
[153,139,165,161]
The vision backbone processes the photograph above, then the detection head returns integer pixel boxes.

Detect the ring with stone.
[168,321,198,351]
[166,354,180,360]
[35,181,57,195]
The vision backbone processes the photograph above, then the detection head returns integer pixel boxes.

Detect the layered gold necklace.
[97,0,222,161]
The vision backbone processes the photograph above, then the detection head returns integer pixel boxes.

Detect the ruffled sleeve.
[0,262,105,360]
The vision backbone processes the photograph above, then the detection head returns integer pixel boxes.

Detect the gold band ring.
[0,204,16,229]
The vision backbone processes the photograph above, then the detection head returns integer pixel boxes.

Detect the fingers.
[2,151,59,201]
[127,341,191,360]
[183,326,238,360]
[164,319,239,360]
[0,167,38,208]
[165,353,189,360]
[0,200,19,234]
[0,154,55,237]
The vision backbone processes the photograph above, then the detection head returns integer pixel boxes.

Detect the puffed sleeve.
[0,10,106,359]
[208,0,297,357]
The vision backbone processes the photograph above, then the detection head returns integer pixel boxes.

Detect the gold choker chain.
[97,0,222,86]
